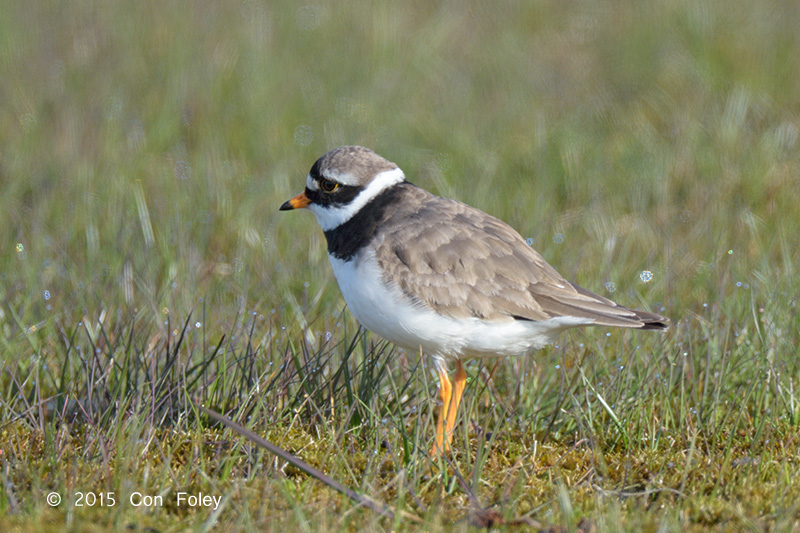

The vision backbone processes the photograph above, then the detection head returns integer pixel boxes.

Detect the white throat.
[308,167,405,231]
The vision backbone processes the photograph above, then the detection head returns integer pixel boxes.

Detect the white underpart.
[329,251,595,367]
[308,167,405,231]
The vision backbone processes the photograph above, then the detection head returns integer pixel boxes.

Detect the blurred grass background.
[2,0,800,531]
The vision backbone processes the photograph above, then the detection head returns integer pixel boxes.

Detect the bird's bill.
[279,191,311,211]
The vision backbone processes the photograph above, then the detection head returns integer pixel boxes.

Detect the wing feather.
[374,184,667,330]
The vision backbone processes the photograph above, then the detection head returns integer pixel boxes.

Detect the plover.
[280,146,668,456]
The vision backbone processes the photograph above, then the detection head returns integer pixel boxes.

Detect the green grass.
[2,0,800,530]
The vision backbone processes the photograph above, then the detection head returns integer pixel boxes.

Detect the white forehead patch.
[306,174,318,191]
[308,167,405,231]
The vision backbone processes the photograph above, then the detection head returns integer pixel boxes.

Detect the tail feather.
[634,309,669,330]
[568,283,670,331]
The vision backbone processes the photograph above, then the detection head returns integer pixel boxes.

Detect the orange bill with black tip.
[279,191,311,211]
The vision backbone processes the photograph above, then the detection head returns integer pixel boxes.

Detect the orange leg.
[430,360,467,457]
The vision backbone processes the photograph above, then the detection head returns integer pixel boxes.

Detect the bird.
[280,145,668,457]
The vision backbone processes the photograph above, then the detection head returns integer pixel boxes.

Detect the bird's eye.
[320,179,339,193]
